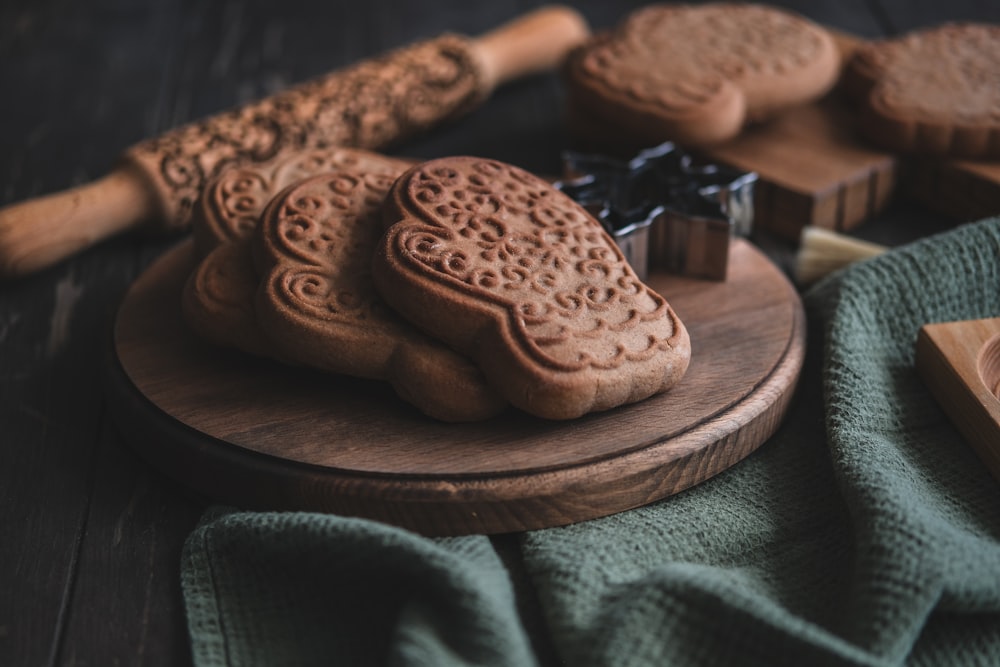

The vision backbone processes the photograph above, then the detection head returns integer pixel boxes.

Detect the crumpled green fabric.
[181,217,1000,667]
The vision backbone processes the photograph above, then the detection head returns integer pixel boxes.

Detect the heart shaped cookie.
[373,157,691,420]
[563,3,839,147]
[843,23,1000,158]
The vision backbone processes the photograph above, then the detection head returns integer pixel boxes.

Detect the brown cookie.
[191,147,412,257]
[372,157,691,420]
[251,171,506,422]
[182,239,273,357]
[842,23,1000,158]
[563,3,839,147]
[183,147,409,359]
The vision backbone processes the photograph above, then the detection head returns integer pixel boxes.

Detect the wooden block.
[699,94,898,240]
[915,318,1000,483]
[564,27,900,241]
[905,159,1000,222]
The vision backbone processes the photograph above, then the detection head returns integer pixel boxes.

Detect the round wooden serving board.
[106,237,805,536]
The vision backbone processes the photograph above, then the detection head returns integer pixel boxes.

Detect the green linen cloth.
[181,217,1000,666]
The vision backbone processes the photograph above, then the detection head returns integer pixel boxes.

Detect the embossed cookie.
[191,147,411,257]
[563,3,839,147]
[842,23,1000,158]
[372,157,691,420]
[182,238,272,357]
[251,171,506,422]
[183,147,409,357]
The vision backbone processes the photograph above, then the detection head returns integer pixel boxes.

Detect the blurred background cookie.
[563,3,839,150]
[842,22,1000,158]
[183,147,410,357]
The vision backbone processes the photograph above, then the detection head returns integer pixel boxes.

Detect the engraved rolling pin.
[0,6,589,278]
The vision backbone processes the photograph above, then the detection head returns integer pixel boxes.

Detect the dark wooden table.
[2,1,997,664]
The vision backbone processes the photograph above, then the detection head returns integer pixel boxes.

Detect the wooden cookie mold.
[916,317,1000,483]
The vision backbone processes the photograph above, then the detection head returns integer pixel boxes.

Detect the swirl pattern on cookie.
[192,147,410,257]
[183,148,407,361]
[253,171,506,422]
[125,35,485,229]
[374,157,691,420]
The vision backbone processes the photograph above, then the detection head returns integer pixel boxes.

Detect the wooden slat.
[0,0,192,665]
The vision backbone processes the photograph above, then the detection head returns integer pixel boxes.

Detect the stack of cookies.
[182,146,691,422]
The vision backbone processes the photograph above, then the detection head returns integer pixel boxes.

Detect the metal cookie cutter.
[555,142,757,281]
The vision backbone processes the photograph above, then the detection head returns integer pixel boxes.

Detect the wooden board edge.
[104,285,806,536]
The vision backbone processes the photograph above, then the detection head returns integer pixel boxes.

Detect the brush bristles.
[795,226,887,285]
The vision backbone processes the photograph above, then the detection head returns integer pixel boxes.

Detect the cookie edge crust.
[372,157,692,420]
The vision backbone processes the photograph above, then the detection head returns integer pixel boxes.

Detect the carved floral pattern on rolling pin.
[385,158,682,372]
[125,35,486,231]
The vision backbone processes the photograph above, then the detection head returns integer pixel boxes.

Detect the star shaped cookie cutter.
[555,142,757,281]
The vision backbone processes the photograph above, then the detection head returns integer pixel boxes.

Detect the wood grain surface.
[916,318,1000,484]
[700,92,898,239]
[905,158,1000,223]
[108,237,805,535]
[3,0,996,664]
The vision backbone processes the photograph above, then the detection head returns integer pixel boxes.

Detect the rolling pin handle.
[473,5,590,90]
[0,166,155,278]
